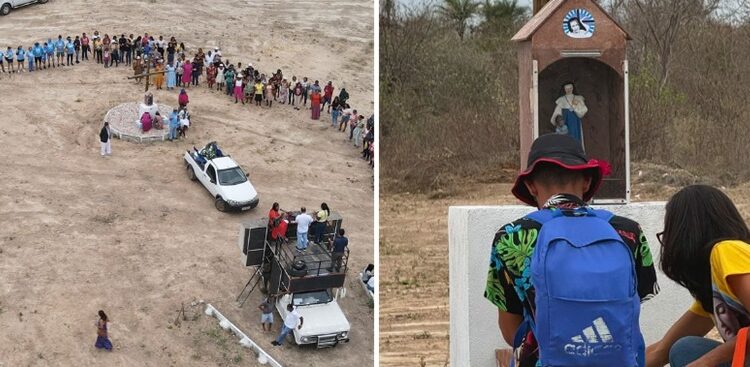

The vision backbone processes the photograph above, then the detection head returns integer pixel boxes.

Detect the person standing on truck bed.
[313,202,330,244]
[294,207,314,252]
[272,304,303,346]
[327,228,348,273]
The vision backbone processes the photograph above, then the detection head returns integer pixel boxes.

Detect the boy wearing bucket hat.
[484,134,659,367]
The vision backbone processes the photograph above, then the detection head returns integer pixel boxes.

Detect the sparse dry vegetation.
[381,0,750,194]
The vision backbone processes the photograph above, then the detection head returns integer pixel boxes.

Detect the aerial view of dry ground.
[0,0,374,366]
[380,165,750,366]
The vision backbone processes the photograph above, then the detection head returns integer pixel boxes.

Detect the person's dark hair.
[286,304,294,311]
[567,17,587,32]
[272,202,279,211]
[366,263,374,272]
[660,185,750,313]
[339,228,345,236]
[321,203,330,215]
[98,310,108,322]
[560,82,578,96]
[301,207,306,213]
[527,161,591,189]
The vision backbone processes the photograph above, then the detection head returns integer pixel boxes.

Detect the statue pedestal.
[138,103,159,120]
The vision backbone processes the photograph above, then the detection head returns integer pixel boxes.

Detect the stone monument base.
[104,102,173,143]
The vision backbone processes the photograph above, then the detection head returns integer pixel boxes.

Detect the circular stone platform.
[105,102,174,143]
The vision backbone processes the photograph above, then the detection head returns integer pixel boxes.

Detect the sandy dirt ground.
[380,166,750,366]
[0,1,374,366]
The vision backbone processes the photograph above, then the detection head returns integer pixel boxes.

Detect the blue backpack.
[523,208,643,367]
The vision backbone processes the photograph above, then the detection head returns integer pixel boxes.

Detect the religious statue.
[550,82,588,145]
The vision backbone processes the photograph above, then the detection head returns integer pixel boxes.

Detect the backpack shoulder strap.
[590,208,615,222]
[525,209,561,225]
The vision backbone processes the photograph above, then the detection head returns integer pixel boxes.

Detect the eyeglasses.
[656,231,664,245]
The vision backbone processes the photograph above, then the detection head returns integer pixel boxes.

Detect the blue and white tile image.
[563,8,595,38]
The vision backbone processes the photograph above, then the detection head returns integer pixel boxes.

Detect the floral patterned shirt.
[484,194,659,365]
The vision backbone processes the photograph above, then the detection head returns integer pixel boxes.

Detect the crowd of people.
[4,31,375,168]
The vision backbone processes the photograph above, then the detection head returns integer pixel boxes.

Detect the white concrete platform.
[448,202,692,367]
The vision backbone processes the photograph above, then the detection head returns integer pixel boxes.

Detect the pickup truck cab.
[276,290,351,348]
[1,0,47,16]
[184,148,259,212]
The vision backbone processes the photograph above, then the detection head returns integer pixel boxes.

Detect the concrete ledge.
[204,304,283,366]
[448,202,691,366]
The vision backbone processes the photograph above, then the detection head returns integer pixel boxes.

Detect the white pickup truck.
[1,0,47,16]
[184,146,259,212]
[276,290,351,348]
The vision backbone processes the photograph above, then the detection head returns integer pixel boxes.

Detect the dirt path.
[0,1,374,366]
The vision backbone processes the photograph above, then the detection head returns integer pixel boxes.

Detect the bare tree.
[439,0,481,39]
[628,0,720,90]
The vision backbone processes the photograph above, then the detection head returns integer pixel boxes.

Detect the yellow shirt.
[688,240,750,340]
[317,210,328,223]
[254,83,263,95]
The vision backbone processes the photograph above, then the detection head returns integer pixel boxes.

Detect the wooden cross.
[127,60,164,92]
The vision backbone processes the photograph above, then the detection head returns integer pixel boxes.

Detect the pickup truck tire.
[1,4,11,15]
[288,259,307,277]
[186,166,197,181]
[214,197,228,212]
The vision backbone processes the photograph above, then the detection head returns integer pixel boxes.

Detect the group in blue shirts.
[3,35,80,73]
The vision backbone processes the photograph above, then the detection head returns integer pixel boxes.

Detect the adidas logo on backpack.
[526,208,643,367]
[564,317,624,357]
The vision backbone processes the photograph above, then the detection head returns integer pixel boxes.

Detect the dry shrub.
[382,2,750,193]
[381,8,520,193]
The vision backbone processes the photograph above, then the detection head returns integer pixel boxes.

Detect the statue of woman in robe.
[550,82,588,145]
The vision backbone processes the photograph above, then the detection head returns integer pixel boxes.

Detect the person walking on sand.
[271,304,303,346]
[99,122,112,157]
[259,297,274,332]
[95,310,113,351]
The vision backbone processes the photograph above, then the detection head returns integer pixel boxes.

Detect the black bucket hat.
[512,134,611,206]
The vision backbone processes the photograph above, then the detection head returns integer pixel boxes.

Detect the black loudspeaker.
[240,219,268,266]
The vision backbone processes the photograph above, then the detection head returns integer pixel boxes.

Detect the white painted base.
[448,203,692,367]
[204,304,283,367]
[138,102,159,120]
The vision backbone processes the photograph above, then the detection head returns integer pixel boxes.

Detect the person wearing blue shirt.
[5,46,16,73]
[55,35,65,67]
[15,46,26,72]
[33,42,43,68]
[27,47,34,72]
[327,229,349,273]
[168,109,180,141]
[0,47,7,73]
[65,37,75,66]
[45,39,55,68]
